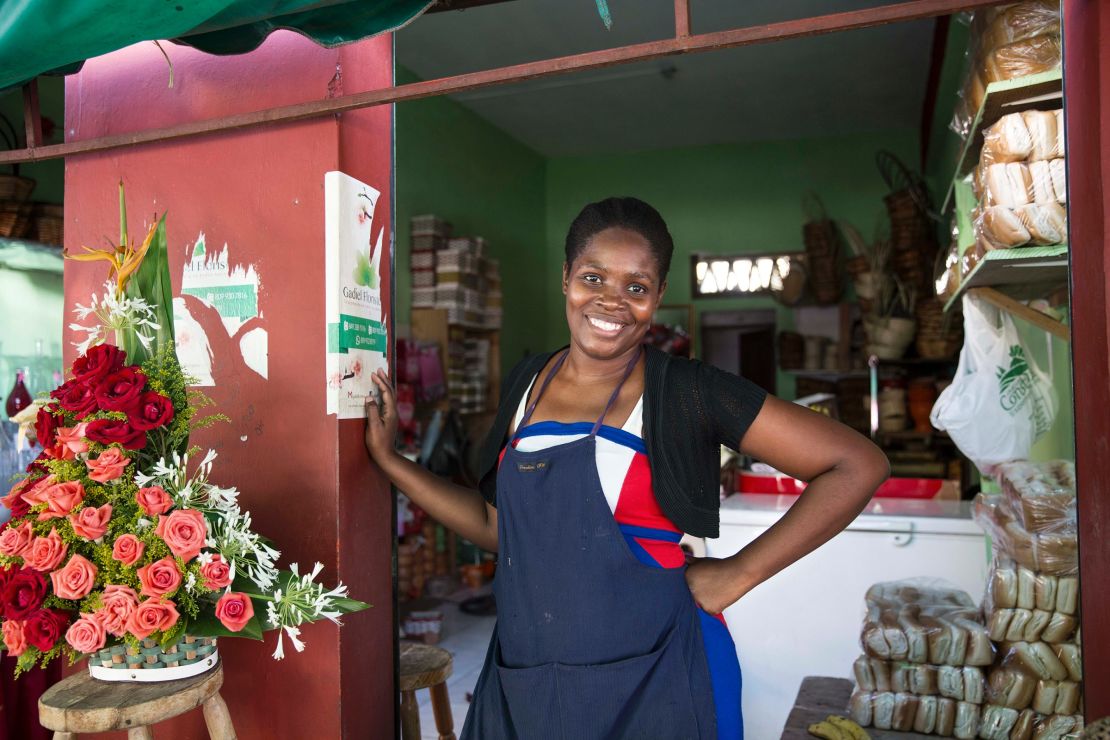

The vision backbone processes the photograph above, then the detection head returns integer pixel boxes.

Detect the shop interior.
[0,1,1084,737]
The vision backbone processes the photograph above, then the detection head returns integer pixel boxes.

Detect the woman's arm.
[686,395,889,614]
[365,370,499,552]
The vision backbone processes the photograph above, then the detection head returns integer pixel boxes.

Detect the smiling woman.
[365,196,890,739]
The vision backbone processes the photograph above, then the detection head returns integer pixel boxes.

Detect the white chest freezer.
[704,494,989,740]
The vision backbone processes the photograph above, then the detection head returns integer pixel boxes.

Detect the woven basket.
[88,634,218,682]
[31,203,63,245]
[0,201,33,238]
[0,174,34,201]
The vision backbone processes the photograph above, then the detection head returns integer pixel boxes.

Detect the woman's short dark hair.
[565,197,674,282]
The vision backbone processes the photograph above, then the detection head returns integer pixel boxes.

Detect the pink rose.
[29,480,85,521]
[85,447,130,483]
[200,554,232,590]
[136,556,181,598]
[95,585,139,637]
[0,521,34,557]
[22,528,67,572]
[65,613,107,654]
[111,534,145,567]
[126,598,179,640]
[18,474,56,506]
[50,554,98,601]
[155,509,207,562]
[214,591,255,633]
[68,504,113,541]
[54,424,90,456]
[135,486,173,517]
[1,620,26,656]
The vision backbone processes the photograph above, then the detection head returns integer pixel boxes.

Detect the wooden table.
[781,676,932,740]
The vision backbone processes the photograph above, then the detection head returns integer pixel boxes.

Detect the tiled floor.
[410,599,496,739]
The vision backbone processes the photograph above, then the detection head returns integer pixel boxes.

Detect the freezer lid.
[717,494,985,536]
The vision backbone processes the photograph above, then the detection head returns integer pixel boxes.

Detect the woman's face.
[563,226,666,361]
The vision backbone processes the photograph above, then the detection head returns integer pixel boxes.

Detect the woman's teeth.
[589,317,624,332]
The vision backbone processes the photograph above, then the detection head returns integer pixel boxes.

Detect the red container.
[737,472,953,499]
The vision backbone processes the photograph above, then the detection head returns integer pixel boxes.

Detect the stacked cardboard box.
[410,214,451,307]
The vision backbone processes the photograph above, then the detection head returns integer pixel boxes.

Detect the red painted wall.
[63,32,394,738]
[1064,0,1110,720]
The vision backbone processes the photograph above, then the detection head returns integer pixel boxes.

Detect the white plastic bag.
[931,294,1057,474]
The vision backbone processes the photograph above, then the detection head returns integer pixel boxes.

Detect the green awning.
[0,0,432,92]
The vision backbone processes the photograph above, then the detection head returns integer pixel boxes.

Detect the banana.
[808,720,849,740]
[828,714,871,740]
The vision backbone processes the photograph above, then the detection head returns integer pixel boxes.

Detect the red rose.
[129,391,174,431]
[94,367,147,414]
[23,608,70,652]
[34,406,61,448]
[85,418,146,450]
[52,379,98,419]
[26,453,50,478]
[71,344,125,384]
[1,567,47,620]
[2,478,33,520]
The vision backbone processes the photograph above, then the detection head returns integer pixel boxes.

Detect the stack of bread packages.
[973,107,1066,255]
[849,580,995,738]
[973,460,1083,740]
[951,2,1061,138]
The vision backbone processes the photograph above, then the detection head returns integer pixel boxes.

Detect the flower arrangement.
[0,185,367,675]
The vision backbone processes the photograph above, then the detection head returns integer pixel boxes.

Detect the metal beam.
[0,0,1003,164]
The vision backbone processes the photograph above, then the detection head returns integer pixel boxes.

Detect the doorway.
[700,309,778,395]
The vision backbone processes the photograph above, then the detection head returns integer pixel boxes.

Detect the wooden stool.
[399,642,455,740]
[38,661,235,739]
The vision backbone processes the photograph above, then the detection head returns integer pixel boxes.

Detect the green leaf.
[159,618,186,650]
[330,596,372,614]
[186,609,264,641]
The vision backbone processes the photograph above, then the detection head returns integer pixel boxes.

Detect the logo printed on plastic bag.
[997,345,1054,436]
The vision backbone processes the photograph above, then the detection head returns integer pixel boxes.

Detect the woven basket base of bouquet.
[89,634,219,683]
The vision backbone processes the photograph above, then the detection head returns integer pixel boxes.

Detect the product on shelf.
[951,1,1061,138]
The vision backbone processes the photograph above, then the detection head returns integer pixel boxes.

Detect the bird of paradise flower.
[63,181,175,365]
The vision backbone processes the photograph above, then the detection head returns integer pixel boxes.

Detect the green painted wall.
[543,130,920,396]
[0,77,65,205]
[395,67,547,375]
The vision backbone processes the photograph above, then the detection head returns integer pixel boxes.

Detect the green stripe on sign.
[338,314,386,352]
[181,285,257,320]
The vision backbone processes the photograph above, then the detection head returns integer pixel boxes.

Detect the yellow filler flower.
[64,180,158,296]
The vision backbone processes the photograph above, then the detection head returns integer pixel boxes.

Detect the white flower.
[70,281,160,353]
[136,518,152,530]
[197,551,214,566]
[185,572,197,593]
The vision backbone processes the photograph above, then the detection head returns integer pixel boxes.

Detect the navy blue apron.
[461,348,717,740]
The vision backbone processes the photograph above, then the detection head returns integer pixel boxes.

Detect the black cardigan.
[477,345,768,538]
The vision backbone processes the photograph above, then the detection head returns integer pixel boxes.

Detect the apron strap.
[516,346,644,437]
[517,349,571,431]
[591,346,643,436]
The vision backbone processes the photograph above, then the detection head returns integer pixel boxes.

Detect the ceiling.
[395,0,941,156]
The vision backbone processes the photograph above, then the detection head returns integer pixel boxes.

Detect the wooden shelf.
[943,243,1069,312]
[942,70,1063,213]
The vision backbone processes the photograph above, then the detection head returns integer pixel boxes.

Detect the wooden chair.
[399,642,455,740]
[37,661,235,739]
